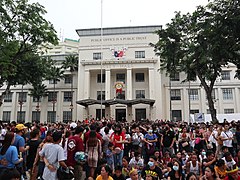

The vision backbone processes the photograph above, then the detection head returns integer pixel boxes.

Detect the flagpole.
[100,0,103,120]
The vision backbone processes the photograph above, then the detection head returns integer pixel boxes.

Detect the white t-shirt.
[39,143,65,180]
[222,157,236,170]
[221,130,233,147]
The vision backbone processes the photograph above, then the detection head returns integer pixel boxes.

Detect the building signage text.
[91,36,147,42]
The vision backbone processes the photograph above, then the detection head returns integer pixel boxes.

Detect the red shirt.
[84,131,102,144]
[111,132,125,150]
[66,135,84,166]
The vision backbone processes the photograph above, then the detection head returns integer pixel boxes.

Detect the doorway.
[115,109,126,122]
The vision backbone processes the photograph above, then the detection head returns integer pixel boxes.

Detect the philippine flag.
[114,50,124,57]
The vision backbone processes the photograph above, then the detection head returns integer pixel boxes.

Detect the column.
[127,68,132,100]
[105,69,111,100]
[105,105,111,119]
[127,105,132,122]
[217,88,223,113]
[148,68,154,99]
[235,88,240,112]
[84,70,90,99]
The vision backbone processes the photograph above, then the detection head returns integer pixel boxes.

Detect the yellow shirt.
[96,175,113,180]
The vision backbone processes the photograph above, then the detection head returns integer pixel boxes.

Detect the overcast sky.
[32,0,209,40]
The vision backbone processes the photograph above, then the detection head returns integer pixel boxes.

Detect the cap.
[15,124,27,131]
[70,122,77,129]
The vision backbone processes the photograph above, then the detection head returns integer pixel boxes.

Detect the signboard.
[194,113,205,123]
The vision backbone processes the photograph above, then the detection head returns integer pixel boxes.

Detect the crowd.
[0,119,239,180]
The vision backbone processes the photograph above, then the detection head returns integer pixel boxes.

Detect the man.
[141,156,163,180]
[161,123,175,156]
[12,124,29,179]
[66,126,84,180]
[39,131,68,180]
[221,123,234,156]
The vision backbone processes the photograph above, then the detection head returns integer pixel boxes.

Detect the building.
[0,26,240,123]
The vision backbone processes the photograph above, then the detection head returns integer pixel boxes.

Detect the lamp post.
[70,74,74,122]
[188,81,191,123]
[100,0,103,121]
[169,77,172,121]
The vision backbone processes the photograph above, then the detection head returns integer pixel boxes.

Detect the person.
[200,166,216,180]
[106,142,114,170]
[202,151,217,170]
[186,172,198,180]
[39,130,68,180]
[12,124,29,178]
[220,123,234,156]
[161,123,175,156]
[141,156,163,180]
[111,124,125,167]
[186,153,202,178]
[86,130,102,178]
[214,159,227,180]
[224,168,240,180]
[26,128,42,179]
[0,168,21,180]
[122,156,130,178]
[127,168,143,180]
[143,127,158,161]
[129,151,144,169]
[102,127,111,157]
[96,164,113,180]
[0,132,23,174]
[233,148,240,168]
[167,160,184,180]
[131,127,144,154]
[222,152,236,171]
[112,165,126,180]
[178,127,191,152]
[122,127,131,157]
[66,126,84,180]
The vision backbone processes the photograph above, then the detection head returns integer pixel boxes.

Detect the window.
[48,92,57,102]
[32,111,40,122]
[96,109,105,120]
[135,109,146,121]
[116,91,125,100]
[64,75,72,84]
[222,88,233,100]
[170,73,180,81]
[172,110,182,121]
[135,51,145,58]
[97,74,106,83]
[170,89,181,100]
[17,111,25,122]
[4,92,13,102]
[116,73,125,83]
[2,111,11,122]
[49,79,57,84]
[136,90,145,99]
[221,71,230,80]
[18,92,27,103]
[189,89,199,100]
[97,91,105,100]
[47,111,56,123]
[190,109,199,114]
[135,73,144,82]
[63,92,72,102]
[63,111,72,122]
[224,109,234,114]
[93,52,102,60]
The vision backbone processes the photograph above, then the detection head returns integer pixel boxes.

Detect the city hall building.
[0,26,240,123]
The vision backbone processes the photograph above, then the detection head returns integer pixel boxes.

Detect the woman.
[168,160,183,180]
[96,164,113,180]
[186,153,202,178]
[86,130,101,178]
[131,127,144,154]
[194,127,203,154]
[26,128,42,179]
[122,127,131,158]
[214,159,227,179]
[200,166,216,180]
[179,127,191,152]
[186,172,198,180]
[102,127,111,157]
[202,133,215,152]
[0,132,23,174]
[122,156,130,178]
[111,124,125,167]
[143,127,158,161]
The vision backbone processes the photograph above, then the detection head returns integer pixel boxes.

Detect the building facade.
[0,26,240,123]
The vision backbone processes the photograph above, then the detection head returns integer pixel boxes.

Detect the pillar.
[127,68,132,100]
[127,105,133,122]
[148,68,154,99]
[235,88,240,112]
[105,105,111,119]
[105,69,111,100]
[84,70,90,99]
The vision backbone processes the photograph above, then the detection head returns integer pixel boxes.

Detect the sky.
[32,0,209,40]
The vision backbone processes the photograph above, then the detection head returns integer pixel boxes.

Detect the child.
[106,142,114,170]
[112,165,125,180]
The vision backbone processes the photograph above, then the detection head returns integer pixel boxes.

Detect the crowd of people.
[0,119,239,180]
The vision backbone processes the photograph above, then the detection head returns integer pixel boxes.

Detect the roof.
[76,98,155,107]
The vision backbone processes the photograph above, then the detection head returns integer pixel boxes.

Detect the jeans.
[114,150,123,167]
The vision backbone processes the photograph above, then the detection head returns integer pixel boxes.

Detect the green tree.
[61,54,78,121]
[151,0,240,124]
[0,0,58,104]
[29,83,48,111]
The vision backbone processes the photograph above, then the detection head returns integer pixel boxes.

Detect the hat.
[15,124,27,131]
[70,122,77,129]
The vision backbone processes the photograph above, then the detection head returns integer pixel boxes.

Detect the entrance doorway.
[115,109,126,122]
[135,108,146,121]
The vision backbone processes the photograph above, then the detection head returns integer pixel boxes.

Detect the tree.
[0,0,58,104]
[29,83,48,111]
[62,54,78,121]
[151,0,240,124]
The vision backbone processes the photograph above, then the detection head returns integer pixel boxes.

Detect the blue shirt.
[12,134,25,152]
[0,146,19,168]
[106,149,114,165]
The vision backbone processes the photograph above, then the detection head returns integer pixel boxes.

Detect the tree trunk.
[206,89,218,124]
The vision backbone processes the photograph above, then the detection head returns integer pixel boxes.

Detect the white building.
[0,26,239,123]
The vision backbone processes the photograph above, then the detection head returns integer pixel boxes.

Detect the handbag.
[57,167,74,180]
